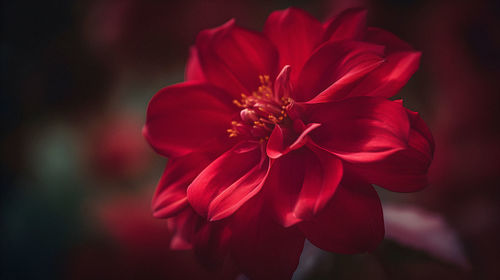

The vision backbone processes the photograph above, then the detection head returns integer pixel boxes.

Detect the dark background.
[2,0,499,279]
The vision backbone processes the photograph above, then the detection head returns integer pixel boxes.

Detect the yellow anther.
[233,100,244,107]
[268,115,278,123]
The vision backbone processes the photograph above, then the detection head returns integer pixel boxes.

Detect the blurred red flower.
[144,8,434,279]
[85,113,152,181]
[68,194,225,280]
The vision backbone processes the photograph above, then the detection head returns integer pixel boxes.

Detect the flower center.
[227,75,292,142]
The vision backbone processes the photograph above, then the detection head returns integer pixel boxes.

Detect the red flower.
[144,7,434,279]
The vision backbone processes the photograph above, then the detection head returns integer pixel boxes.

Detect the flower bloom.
[144,7,434,279]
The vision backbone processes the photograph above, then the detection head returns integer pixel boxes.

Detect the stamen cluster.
[227,75,291,142]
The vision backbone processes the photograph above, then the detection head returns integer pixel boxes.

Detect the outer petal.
[299,177,384,253]
[265,146,343,227]
[323,8,367,43]
[143,81,235,157]
[347,27,421,98]
[167,207,201,250]
[169,209,238,278]
[152,152,214,218]
[229,196,305,280]
[294,41,385,102]
[364,27,414,54]
[344,106,434,192]
[348,51,421,99]
[187,142,270,221]
[305,97,410,163]
[264,8,324,82]
[185,46,205,81]
[196,19,278,97]
[192,219,233,272]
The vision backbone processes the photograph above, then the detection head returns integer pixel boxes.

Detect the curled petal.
[345,106,434,192]
[152,152,214,218]
[323,8,367,42]
[345,27,421,98]
[306,55,384,103]
[266,122,321,159]
[265,146,343,227]
[306,97,410,163]
[196,19,278,96]
[264,7,324,82]
[299,178,384,253]
[273,65,292,99]
[143,81,235,157]
[349,51,421,99]
[187,142,270,221]
[294,41,385,102]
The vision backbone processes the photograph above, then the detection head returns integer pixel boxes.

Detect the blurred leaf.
[383,204,469,268]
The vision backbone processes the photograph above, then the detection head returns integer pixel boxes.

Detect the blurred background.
[1,0,499,279]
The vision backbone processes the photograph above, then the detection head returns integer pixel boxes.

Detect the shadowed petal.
[323,8,367,42]
[167,207,201,250]
[196,19,278,97]
[264,8,323,82]
[364,27,415,54]
[230,196,305,280]
[299,177,384,253]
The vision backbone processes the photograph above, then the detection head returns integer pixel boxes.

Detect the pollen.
[227,75,292,141]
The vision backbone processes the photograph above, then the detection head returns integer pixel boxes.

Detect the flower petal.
[323,8,367,42]
[273,65,292,99]
[294,41,385,102]
[344,106,434,192]
[299,177,384,254]
[143,81,236,157]
[266,122,321,159]
[306,97,410,163]
[229,196,305,280]
[192,219,233,272]
[265,146,343,227]
[348,51,421,99]
[264,7,323,82]
[185,46,205,81]
[187,142,270,221]
[346,27,421,98]
[167,207,201,250]
[152,152,214,219]
[196,19,278,97]
[364,27,415,54]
